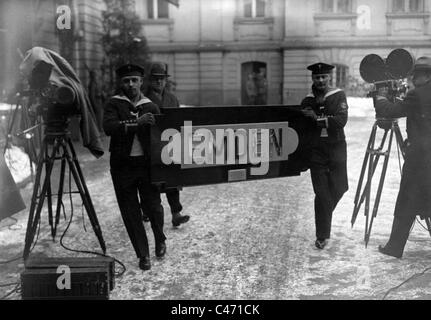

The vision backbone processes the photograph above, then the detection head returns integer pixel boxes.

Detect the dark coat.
[375,82,431,218]
[146,88,180,109]
[300,87,348,144]
[103,94,160,167]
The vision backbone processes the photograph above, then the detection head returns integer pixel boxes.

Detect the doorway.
[241,61,267,105]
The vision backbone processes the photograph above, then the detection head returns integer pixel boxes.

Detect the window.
[333,64,349,89]
[148,0,169,19]
[322,0,352,13]
[392,0,424,12]
[244,0,266,18]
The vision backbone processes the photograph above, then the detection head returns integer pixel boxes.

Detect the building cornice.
[385,12,430,19]
[147,36,431,53]
[313,13,358,20]
[281,36,431,49]
[148,41,283,53]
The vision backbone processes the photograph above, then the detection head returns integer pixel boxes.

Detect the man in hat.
[103,63,166,271]
[301,62,349,249]
[375,56,431,258]
[143,61,190,227]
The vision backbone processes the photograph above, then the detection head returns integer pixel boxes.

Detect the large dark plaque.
[150,105,313,189]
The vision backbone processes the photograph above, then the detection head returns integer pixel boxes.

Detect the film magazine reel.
[350,49,431,246]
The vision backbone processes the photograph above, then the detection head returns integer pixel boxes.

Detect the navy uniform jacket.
[301,87,349,144]
[301,87,349,194]
[103,94,160,167]
[375,82,431,218]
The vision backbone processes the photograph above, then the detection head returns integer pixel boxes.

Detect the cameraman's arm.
[375,90,416,118]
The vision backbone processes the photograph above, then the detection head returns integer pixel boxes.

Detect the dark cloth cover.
[19,47,104,158]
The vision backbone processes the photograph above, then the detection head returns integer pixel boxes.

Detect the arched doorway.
[241,61,267,105]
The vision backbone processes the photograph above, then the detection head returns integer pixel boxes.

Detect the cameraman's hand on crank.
[302,108,318,121]
[137,112,155,126]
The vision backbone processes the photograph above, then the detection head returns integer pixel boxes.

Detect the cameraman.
[375,56,431,258]
[103,64,166,271]
[301,62,349,250]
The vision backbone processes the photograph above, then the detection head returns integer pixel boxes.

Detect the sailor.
[301,62,349,249]
[103,63,166,270]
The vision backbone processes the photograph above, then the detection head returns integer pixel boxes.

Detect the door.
[241,61,267,105]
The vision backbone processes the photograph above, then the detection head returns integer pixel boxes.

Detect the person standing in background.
[144,61,190,228]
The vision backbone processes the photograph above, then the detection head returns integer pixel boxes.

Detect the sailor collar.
[112,94,152,107]
[306,88,342,100]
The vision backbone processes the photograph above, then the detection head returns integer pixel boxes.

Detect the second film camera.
[360,48,414,101]
[359,48,414,129]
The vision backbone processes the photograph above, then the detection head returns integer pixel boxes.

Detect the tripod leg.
[3,101,20,153]
[23,139,46,260]
[425,218,431,238]
[22,105,39,180]
[353,128,389,230]
[45,145,54,240]
[66,139,101,224]
[53,157,66,239]
[63,139,106,254]
[365,129,394,247]
[23,138,61,260]
[352,123,377,226]
[364,140,374,245]
[393,122,406,159]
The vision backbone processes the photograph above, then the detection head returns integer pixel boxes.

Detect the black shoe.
[139,256,151,270]
[378,245,402,258]
[142,214,150,222]
[172,213,190,227]
[315,239,328,249]
[155,241,166,258]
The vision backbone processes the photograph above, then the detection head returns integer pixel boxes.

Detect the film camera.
[23,60,79,131]
[360,48,414,128]
[15,49,106,261]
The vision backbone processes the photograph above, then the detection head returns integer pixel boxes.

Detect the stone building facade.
[1,0,431,106]
[141,0,431,105]
[0,0,106,97]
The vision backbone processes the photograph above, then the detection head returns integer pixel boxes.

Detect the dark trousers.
[142,188,182,215]
[110,162,166,258]
[384,215,415,257]
[310,140,348,239]
[165,188,183,214]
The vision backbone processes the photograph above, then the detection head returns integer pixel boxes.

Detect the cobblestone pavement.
[1,115,431,300]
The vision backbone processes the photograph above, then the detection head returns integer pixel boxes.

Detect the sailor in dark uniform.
[103,64,166,271]
[301,62,349,249]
